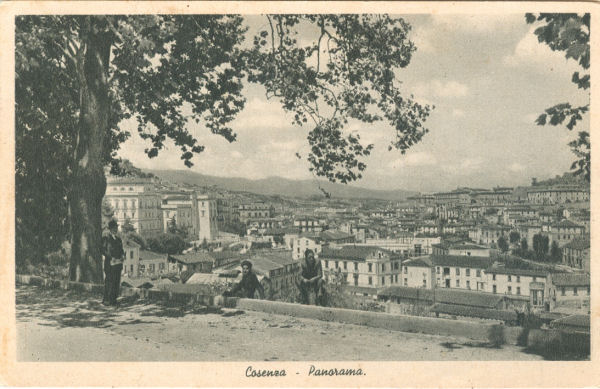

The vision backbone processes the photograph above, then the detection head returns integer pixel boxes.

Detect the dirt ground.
[16,284,542,361]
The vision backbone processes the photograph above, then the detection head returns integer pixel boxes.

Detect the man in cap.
[298,249,325,305]
[102,219,124,306]
[224,260,265,299]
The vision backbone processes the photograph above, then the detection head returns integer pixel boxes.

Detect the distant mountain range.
[147,169,417,201]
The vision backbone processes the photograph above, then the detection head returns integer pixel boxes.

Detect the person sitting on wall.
[223,260,265,299]
[298,249,326,306]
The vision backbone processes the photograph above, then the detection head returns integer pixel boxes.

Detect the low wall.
[20,274,579,346]
[236,298,495,341]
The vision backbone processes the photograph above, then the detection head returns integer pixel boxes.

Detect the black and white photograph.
[2,1,597,386]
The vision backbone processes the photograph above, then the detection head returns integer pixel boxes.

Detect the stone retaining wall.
[18,274,588,349]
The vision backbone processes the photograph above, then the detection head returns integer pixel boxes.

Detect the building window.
[403,266,407,274]
[335,261,339,269]
[493,285,497,294]
[368,277,373,285]
[159,263,165,270]
[325,260,328,268]
[533,277,537,282]
[574,287,578,296]
[130,265,133,273]
[588,287,590,295]
[436,267,440,274]
[354,262,358,271]
[404,278,408,286]
[508,286,512,294]
[368,263,373,272]
[381,277,385,285]
[395,274,398,283]
[492,274,496,281]
[517,276,521,283]
[149,264,155,273]
[561,287,566,296]
[382,264,386,272]
[140,265,145,273]
[456,268,460,276]
[466,280,470,290]
[343,261,347,270]
[130,250,134,259]
[508,275,512,282]
[456,279,460,287]
[466,268,470,277]
[476,269,481,277]
[353,274,358,286]
[516,287,521,295]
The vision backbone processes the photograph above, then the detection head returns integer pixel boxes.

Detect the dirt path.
[16,285,542,361]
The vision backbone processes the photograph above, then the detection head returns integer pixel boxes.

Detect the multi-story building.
[104,176,163,237]
[319,246,402,292]
[432,242,490,257]
[433,189,471,205]
[562,237,590,271]
[238,202,274,222]
[431,255,493,291]
[161,199,195,235]
[400,257,435,289]
[484,267,549,306]
[247,250,301,299]
[548,273,590,311]
[468,224,511,246]
[527,186,590,204]
[294,217,328,233]
[549,219,585,247]
[196,194,218,241]
[470,188,513,205]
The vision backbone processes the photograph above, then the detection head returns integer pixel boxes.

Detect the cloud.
[388,151,438,169]
[502,27,578,75]
[413,79,469,99]
[452,108,465,118]
[508,162,526,172]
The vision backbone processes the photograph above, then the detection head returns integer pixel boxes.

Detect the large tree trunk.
[69,17,112,283]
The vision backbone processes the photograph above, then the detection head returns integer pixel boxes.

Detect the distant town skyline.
[118,14,588,192]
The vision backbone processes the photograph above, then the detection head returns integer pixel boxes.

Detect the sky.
[117,14,589,193]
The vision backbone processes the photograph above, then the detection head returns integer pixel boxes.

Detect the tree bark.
[69,17,112,283]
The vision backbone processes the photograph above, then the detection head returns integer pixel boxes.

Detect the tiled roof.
[431,255,493,269]
[485,267,549,277]
[553,219,584,228]
[550,314,590,330]
[320,230,354,241]
[552,272,590,287]
[378,286,505,309]
[562,237,590,250]
[320,246,392,261]
[403,257,432,268]
[139,250,167,261]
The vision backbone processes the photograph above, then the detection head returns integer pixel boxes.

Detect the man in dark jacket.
[224,260,265,299]
[102,220,124,306]
[298,249,325,305]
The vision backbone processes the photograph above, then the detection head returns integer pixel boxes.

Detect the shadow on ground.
[16,285,227,329]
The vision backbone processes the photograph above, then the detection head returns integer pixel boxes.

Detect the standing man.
[223,260,265,299]
[102,220,124,306]
[298,249,325,306]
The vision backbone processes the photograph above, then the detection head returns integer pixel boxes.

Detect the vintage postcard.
[0,1,598,387]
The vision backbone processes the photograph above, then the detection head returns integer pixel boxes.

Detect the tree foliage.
[532,233,550,260]
[147,233,187,255]
[525,13,590,181]
[497,236,509,253]
[16,15,430,281]
[509,231,521,244]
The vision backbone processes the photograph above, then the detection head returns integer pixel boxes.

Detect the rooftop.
[431,255,493,269]
[552,273,590,287]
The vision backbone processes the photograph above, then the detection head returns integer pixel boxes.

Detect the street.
[16,285,541,361]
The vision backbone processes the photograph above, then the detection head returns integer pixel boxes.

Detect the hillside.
[147,169,416,201]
